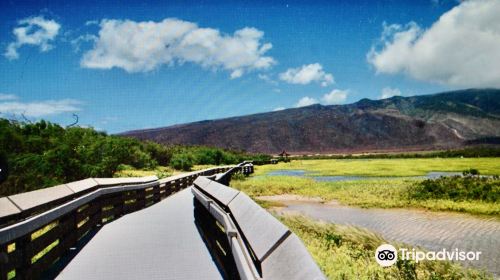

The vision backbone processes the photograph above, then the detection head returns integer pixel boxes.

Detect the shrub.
[463,168,480,176]
[144,142,173,166]
[169,153,194,171]
[230,172,246,181]
[0,119,269,196]
[408,176,499,202]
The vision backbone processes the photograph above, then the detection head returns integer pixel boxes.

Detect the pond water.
[265,170,463,182]
[273,200,500,277]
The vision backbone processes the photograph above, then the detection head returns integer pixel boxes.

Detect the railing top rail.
[192,174,325,280]
[0,162,254,279]
[0,164,245,226]
[158,165,234,184]
[0,180,159,244]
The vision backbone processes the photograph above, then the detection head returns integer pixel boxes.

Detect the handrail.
[214,161,254,185]
[192,174,326,280]
[0,163,254,279]
[192,186,260,280]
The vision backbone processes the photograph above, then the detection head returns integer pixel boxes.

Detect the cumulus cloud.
[0,95,82,117]
[321,89,348,105]
[81,18,275,78]
[367,0,500,88]
[380,87,402,99]
[4,16,61,60]
[279,63,334,86]
[295,96,318,107]
[273,107,285,111]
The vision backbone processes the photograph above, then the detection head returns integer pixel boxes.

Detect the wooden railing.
[192,174,326,280]
[0,164,254,280]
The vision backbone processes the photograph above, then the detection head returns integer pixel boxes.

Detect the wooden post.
[62,211,78,249]
[0,243,8,280]
[137,189,147,210]
[16,234,32,279]
[153,184,160,203]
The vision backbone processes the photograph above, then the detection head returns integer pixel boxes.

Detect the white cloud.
[273,107,285,111]
[0,94,18,101]
[4,16,61,60]
[230,69,243,79]
[367,0,500,88]
[70,34,97,52]
[380,87,402,99]
[295,96,318,107]
[85,20,99,26]
[279,63,334,86]
[0,95,82,117]
[321,89,348,105]
[81,18,275,78]
[258,73,278,85]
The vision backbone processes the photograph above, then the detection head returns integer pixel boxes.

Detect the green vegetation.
[280,215,492,279]
[0,119,269,196]
[0,119,159,196]
[169,152,196,171]
[233,158,500,216]
[253,158,500,177]
[409,176,499,203]
[232,176,500,216]
[114,164,175,179]
[292,147,500,160]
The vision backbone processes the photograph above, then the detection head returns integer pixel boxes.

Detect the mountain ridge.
[122,89,500,154]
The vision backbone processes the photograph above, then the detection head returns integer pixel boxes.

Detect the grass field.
[279,215,493,280]
[114,164,217,178]
[238,158,498,278]
[254,158,500,176]
[232,158,500,216]
[233,176,500,216]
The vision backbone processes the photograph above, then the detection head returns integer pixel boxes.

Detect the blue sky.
[1,0,498,133]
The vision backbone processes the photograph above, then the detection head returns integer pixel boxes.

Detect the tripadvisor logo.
[375,244,397,267]
[375,244,482,267]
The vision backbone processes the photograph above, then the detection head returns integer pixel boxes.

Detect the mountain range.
[122,89,500,154]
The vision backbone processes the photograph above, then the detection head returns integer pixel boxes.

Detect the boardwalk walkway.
[56,188,223,280]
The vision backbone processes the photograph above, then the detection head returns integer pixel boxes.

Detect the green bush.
[144,142,172,166]
[0,121,163,196]
[463,168,480,176]
[230,172,246,181]
[0,119,269,196]
[169,153,194,171]
[409,176,499,202]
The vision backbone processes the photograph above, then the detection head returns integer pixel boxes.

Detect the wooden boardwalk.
[0,164,325,280]
[56,188,223,280]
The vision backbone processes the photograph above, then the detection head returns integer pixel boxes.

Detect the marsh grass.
[114,165,174,178]
[408,177,499,202]
[254,158,500,177]
[253,199,286,209]
[279,215,493,280]
[232,176,500,216]
[114,164,220,179]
